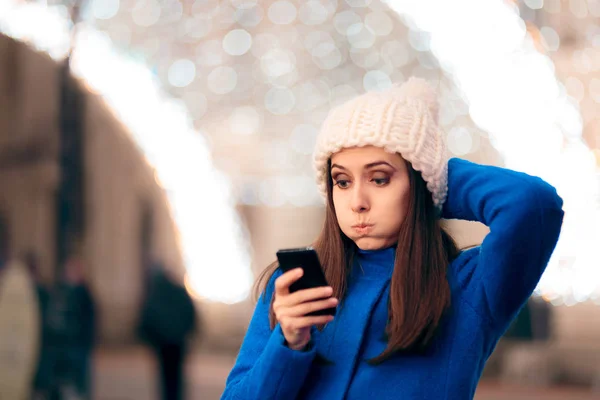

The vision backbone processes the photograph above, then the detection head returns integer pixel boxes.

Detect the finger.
[274,268,303,296]
[289,315,335,330]
[286,286,333,306]
[283,298,338,318]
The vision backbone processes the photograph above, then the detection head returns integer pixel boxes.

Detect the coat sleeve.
[442,158,564,331]
[221,269,318,400]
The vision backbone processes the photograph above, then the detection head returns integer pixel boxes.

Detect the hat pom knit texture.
[313,77,448,210]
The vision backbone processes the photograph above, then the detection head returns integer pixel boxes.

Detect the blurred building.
[0,33,184,344]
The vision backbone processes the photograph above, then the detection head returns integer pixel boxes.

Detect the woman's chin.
[352,237,391,251]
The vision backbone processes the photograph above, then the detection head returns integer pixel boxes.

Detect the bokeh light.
[268,1,297,25]
[2,0,600,305]
[91,0,120,20]
[207,66,238,94]
[131,0,161,27]
[168,59,196,88]
[222,29,252,56]
[229,106,262,135]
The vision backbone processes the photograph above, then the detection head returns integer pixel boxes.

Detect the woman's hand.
[273,268,338,351]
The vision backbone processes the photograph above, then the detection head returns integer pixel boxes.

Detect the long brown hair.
[254,159,459,364]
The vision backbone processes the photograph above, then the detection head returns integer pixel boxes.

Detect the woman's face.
[330,146,410,250]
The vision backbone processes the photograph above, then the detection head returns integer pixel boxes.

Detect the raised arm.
[442,158,564,331]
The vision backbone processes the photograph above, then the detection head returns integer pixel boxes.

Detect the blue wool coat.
[222,158,564,400]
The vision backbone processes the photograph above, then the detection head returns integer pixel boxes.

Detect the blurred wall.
[0,34,60,283]
[0,34,184,344]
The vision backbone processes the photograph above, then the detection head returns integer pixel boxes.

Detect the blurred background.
[0,0,600,399]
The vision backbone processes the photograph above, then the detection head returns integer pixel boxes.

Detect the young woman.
[221,78,564,399]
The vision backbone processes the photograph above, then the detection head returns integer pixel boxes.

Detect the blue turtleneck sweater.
[221,158,564,400]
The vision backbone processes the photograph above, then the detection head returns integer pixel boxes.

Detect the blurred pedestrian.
[63,256,95,399]
[138,263,197,400]
[45,255,95,400]
[22,251,52,400]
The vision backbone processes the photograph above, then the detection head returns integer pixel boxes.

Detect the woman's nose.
[350,186,370,213]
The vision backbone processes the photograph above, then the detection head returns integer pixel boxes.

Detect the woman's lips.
[352,224,373,235]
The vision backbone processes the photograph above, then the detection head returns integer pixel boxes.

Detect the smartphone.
[276,246,336,316]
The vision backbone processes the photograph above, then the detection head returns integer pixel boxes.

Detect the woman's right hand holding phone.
[273,268,338,351]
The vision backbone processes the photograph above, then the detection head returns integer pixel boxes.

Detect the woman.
[221,78,564,399]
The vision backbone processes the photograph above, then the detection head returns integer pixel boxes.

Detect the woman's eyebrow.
[331,161,397,171]
[330,163,347,171]
[364,161,396,170]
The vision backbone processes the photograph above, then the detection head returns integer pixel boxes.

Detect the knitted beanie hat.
[313,77,448,209]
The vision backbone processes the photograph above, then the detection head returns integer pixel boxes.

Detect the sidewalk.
[93,345,236,400]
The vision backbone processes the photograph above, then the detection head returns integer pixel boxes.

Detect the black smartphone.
[276,246,336,316]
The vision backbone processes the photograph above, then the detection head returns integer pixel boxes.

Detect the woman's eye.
[335,180,350,189]
[373,177,390,186]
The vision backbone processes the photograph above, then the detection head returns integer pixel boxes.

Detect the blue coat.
[222,158,564,399]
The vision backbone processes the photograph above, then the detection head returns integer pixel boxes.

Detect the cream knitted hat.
[313,77,448,209]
